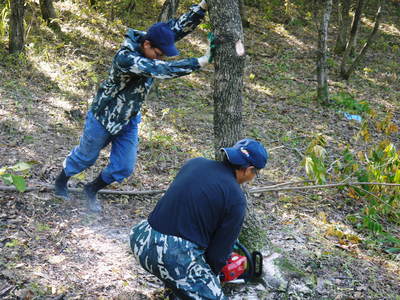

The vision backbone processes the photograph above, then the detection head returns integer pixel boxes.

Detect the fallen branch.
[249,182,400,193]
[0,184,166,195]
[0,285,14,298]
[0,181,399,196]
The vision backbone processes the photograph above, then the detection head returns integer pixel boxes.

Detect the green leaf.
[385,248,400,254]
[11,175,27,192]
[10,162,32,172]
[313,145,326,159]
[304,156,314,176]
[1,174,13,185]
[394,169,400,184]
[0,167,7,175]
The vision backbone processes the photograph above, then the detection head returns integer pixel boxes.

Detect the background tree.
[316,0,333,104]
[340,0,383,80]
[334,0,352,54]
[347,0,364,57]
[125,0,135,13]
[9,0,25,53]
[239,0,250,28]
[39,0,59,30]
[158,0,180,22]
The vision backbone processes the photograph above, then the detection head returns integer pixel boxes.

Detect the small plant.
[331,92,370,115]
[304,112,400,251]
[303,134,327,184]
[35,222,52,232]
[0,162,34,192]
[0,0,10,37]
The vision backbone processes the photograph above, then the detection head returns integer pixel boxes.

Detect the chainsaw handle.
[234,241,254,279]
[252,251,263,277]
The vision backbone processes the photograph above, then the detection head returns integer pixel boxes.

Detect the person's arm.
[115,43,212,78]
[205,203,246,275]
[167,1,207,42]
[115,49,201,79]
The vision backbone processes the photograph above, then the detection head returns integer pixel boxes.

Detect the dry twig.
[1,181,399,196]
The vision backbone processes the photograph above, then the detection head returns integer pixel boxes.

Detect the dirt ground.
[1,182,399,299]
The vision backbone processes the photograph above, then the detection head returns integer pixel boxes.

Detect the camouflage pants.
[129,220,227,300]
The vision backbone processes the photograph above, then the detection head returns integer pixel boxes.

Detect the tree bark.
[9,0,25,53]
[126,0,135,13]
[158,0,180,22]
[340,0,365,78]
[334,0,352,54]
[341,1,383,80]
[345,0,364,59]
[316,0,332,104]
[40,0,59,30]
[208,0,245,158]
[239,0,250,28]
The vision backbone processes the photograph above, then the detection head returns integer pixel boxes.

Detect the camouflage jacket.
[91,4,205,135]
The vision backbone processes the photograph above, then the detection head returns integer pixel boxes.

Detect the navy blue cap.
[221,138,268,169]
[144,22,179,57]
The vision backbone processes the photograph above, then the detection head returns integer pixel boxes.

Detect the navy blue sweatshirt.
[148,157,246,274]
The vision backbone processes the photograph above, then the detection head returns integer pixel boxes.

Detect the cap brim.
[161,45,179,57]
[221,147,248,167]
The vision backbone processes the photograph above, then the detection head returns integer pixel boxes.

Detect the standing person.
[129,138,269,300]
[54,1,212,212]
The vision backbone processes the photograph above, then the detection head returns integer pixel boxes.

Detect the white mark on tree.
[235,40,245,56]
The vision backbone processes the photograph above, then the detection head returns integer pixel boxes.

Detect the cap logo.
[240,147,250,157]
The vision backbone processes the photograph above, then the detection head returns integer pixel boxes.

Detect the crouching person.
[129,139,269,299]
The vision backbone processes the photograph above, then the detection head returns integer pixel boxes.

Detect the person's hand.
[198,32,216,67]
[199,0,207,10]
[198,47,211,67]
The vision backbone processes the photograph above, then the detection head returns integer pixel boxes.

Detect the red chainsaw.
[220,241,263,283]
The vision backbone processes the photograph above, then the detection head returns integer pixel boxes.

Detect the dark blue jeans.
[130,220,227,300]
[63,111,140,184]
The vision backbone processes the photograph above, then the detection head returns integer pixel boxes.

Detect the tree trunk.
[208,0,245,158]
[348,0,364,56]
[40,0,59,30]
[126,0,135,13]
[9,0,25,53]
[316,0,332,104]
[341,1,383,80]
[158,0,180,22]
[239,0,250,28]
[340,0,364,78]
[334,0,352,54]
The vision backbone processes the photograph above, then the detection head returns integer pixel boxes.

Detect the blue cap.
[144,22,179,57]
[221,138,268,169]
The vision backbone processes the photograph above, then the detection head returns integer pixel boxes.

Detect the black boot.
[162,288,181,300]
[54,169,71,201]
[84,174,108,212]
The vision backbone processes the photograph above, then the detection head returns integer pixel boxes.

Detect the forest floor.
[0,1,399,299]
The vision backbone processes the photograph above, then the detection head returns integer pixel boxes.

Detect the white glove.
[198,47,211,67]
[199,0,208,10]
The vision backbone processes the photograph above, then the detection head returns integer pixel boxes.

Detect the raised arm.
[115,49,201,79]
[167,1,207,42]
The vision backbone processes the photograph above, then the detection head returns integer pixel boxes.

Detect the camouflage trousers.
[129,220,227,300]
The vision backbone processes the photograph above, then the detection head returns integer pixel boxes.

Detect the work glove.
[198,32,216,67]
[199,0,207,10]
[198,47,211,67]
